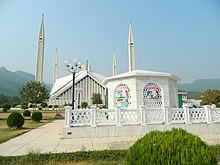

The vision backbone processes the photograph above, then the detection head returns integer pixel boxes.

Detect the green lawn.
[0,110,64,143]
[0,147,220,165]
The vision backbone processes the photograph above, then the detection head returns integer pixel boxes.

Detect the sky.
[0,0,220,84]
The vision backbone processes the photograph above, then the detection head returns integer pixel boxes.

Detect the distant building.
[48,63,106,106]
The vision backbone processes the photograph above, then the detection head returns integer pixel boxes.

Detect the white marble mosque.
[35,16,220,138]
[35,15,180,108]
[46,22,180,109]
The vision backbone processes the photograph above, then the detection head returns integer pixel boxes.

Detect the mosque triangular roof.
[50,69,106,97]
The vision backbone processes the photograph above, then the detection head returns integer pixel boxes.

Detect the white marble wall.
[106,75,179,109]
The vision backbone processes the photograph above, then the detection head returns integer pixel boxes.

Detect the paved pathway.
[0,120,220,156]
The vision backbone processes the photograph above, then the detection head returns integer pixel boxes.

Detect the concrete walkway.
[0,120,220,156]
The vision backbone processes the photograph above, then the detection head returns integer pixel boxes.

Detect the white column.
[140,105,146,125]
[90,105,97,127]
[116,105,122,126]
[204,105,212,124]
[183,105,190,124]
[163,105,169,124]
[64,106,72,127]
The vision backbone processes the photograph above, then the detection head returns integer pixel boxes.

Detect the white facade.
[103,70,180,109]
[49,65,106,107]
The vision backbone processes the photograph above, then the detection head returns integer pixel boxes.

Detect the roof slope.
[50,70,106,97]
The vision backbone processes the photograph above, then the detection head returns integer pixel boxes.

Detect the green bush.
[2,103,11,112]
[7,112,25,128]
[81,102,88,109]
[31,112,43,122]
[21,102,28,110]
[126,128,217,165]
[23,110,31,117]
[41,102,47,108]
[54,105,58,108]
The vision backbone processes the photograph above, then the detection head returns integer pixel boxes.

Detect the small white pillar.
[163,105,169,124]
[64,106,72,127]
[140,105,146,125]
[204,105,212,124]
[90,106,97,127]
[116,105,122,126]
[183,105,190,124]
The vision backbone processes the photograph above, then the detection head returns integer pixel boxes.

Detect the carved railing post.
[204,105,212,124]
[163,105,169,124]
[183,105,190,124]
[140,105,146,125]
[116,105,122,126]
[64,106,72,127]
[90,106,97,127]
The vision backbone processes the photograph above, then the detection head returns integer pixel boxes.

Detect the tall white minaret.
[128,21,135,72]
[112,49,117,76]
[53,47,58,84]
[35,14,45,83]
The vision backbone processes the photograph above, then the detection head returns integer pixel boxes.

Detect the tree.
[0,94,20,106]
[91,93,103,105]
[19,81,49,107]
[200,89,220,106]
[2,103,11,112]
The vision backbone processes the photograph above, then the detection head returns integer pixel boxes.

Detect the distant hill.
[0,67,51,97]
[178,79,220,93]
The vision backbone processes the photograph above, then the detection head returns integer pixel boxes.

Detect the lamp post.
[64,59,82,109]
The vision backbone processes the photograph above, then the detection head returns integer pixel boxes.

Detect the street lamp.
[64,59,82,109]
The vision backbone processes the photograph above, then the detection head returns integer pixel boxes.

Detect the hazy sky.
[0,0,220,84]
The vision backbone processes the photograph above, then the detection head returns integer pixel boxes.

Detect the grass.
[0,146,220,165]
[0,109,64,143]
[0,150,127,165]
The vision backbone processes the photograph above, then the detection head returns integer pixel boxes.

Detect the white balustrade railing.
[63,105,220,128]
[211,108,220,123]
[168,108,185,124]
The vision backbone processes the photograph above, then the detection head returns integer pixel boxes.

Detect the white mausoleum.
[103,70,180,109]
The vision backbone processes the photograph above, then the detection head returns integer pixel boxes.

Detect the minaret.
[128,21,135,72]
[112,49,117,76]
[35,14,45,83]
[53,47,58,84]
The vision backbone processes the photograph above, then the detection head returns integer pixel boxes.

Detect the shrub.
[21,102,28,110]
[31,112,43,122]
[126,128,217,165]
[41,102,47,108]
[23,110,31,117]
[81,102,88,109]
[48,105,53,108]
[3,103,11,112]
[7,112,25,128]
[54,105,58,108]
